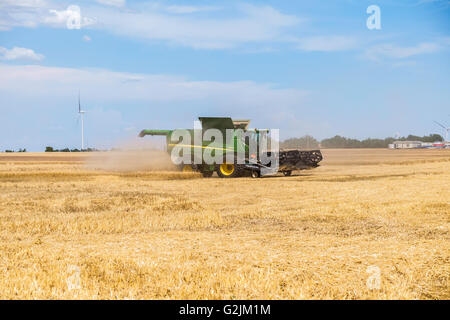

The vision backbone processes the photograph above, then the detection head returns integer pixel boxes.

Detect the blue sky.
[0,0,449,151]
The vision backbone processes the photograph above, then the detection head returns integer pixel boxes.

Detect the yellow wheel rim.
[219,163,235,176]
[182,165,193,172]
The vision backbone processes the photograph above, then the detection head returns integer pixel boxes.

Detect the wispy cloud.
[96,0,126,8]
[0,0,48,8]
[87,3,301,49]
[0,64,308,108]
[392,60,417,68]
[364,42,441,61]
[0,0,48,30]
[0,47,44,61]
[296,36,357,52]
[0,63,309,147]
[415,0,450,9]
[165,5,222,14]
[0,1,301,49]
[45,5,96,28]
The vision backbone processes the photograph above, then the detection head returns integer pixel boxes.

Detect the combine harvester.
[139,117,322,178]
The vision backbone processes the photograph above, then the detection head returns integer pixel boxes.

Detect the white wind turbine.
[434,120,449,142]
[78,92,87,151]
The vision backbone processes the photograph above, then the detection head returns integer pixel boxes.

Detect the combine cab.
[139,117,322,178]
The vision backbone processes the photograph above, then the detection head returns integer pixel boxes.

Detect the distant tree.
[395,134,443,142]
[321,135,362,148]
[44,147,101,152]
[418,134,443,142]
[18,148,26,152]
[320,134,442,148]
[281,135,319,149]
[5,150,14,153]
[360,138,388,148]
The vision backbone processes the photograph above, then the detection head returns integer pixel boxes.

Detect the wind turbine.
[434,120,449,142]
[78,92,87,151]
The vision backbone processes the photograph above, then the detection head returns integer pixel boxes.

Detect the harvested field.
[0,149,449,299]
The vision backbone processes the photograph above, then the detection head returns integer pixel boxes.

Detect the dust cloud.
[86,136,178,172]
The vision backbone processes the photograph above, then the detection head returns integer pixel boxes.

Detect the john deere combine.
[139,117,322,178]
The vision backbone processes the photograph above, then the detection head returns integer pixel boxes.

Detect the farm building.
[388,141,450,149]
[391,141,423,149]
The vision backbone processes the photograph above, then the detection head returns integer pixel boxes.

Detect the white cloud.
[0,0,48,30]
[0,1,97,30]
[0,47,44,61]
[165,5,222,14]
[0,64,307,106]
[87,4,300,49]
[297,36,357,52]
[0,0,48,9]
[441,36,450,46]
[0,63,311,148]
[0,63,312,148]
[392,60,417,68]
[364,42,440,61]
[45,5,96,29]
[0,1,301,49]
[83,35,92,42]
[96,0,126,8]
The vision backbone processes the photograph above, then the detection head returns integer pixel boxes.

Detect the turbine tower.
[434,120,449,142]
[78,92,87,151]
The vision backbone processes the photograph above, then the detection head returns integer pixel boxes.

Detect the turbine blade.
[78,91,81,113]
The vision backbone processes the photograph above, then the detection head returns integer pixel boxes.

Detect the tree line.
[1,147,99,152]
[2,133,444,152]
[2,148,27,153]
[280,134,443,149]
[44,146,99,152]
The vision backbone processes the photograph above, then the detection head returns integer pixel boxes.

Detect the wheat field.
[0,149,448,299]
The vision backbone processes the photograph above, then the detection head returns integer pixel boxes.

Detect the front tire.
[217,163,243,178]
[251,170,261,178]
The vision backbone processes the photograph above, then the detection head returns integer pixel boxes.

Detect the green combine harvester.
[139,117,322,178]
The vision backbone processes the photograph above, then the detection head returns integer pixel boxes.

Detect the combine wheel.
[251,170,261,178]
[217,163,243,178]
[283,171,292,176]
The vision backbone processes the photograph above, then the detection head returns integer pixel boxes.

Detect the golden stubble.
[0,149,448,299]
